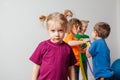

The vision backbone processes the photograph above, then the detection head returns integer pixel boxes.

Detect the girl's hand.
[80,48,86,53]
[83,38,90,43]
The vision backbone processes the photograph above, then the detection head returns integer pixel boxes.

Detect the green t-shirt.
[74,34,89,62]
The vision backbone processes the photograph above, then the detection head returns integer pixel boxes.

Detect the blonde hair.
[81,20,89,24]
[39,12,68,30]
[64,9,73,18]
[39,15,47,22]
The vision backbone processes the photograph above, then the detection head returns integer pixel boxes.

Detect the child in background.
[86,22,113,80]
[29,12,76,80]
[74,20,89,80]
[64,18,89,80]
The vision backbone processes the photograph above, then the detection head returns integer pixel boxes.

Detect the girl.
[29,12,76,80]
[74,20,90,80]
[64,18,89,80]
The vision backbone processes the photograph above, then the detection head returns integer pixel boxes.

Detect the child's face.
[81,22,88,33]
[72,24,80,34]
[47,21,66,43]
[92,30,98,40]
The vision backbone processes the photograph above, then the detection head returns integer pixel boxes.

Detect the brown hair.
[39,12,68,30]
[66,18,82,33]
[94,22,111,38]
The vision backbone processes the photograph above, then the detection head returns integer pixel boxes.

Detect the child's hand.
[80,48,86,53]
[83,38,90,43]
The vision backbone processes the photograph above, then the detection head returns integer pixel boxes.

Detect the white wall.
[116,0,120,60]
[0,0,118,80]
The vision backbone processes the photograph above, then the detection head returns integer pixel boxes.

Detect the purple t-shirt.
[29,39,76,80]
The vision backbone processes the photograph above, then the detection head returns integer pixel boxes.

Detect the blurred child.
[86,22,113,80]
[74,20,89,80]
[64,18,89,80]
[29,12,76,80]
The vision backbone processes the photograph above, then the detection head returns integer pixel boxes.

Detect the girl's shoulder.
[65,33,74,37]
[37,39,49,47]
[84,34,89,38]
[39,39,47,44]
[63,41,71,47]
[64,33,78,42]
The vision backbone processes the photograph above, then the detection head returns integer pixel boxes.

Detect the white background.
[0,0,119,80]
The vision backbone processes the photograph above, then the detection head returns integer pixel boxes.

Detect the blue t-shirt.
[89,38,113,79]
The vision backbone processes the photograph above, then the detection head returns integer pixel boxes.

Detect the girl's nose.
[55,31,59,36]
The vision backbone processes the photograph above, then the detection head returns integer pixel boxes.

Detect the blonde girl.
[29,12,76,80]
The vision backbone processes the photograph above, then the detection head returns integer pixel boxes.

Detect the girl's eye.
[51,30,55,32]
[59,30,63,32]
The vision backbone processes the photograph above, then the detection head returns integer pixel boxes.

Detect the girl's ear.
[72,24,76,29]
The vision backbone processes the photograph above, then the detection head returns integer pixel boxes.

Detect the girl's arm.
[68,65,76,80]
[32,64,40,80]
[68,38,89,46]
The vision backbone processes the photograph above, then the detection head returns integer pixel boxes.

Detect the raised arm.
[68,38,90,46]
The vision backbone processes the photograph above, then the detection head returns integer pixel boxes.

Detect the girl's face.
[81,22,88,33]
[72,24,80,34]
[47,20,66,43]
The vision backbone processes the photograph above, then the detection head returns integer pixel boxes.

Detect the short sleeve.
[29,42,44,65]
[69,49,77,66]
[88,41,96,57]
